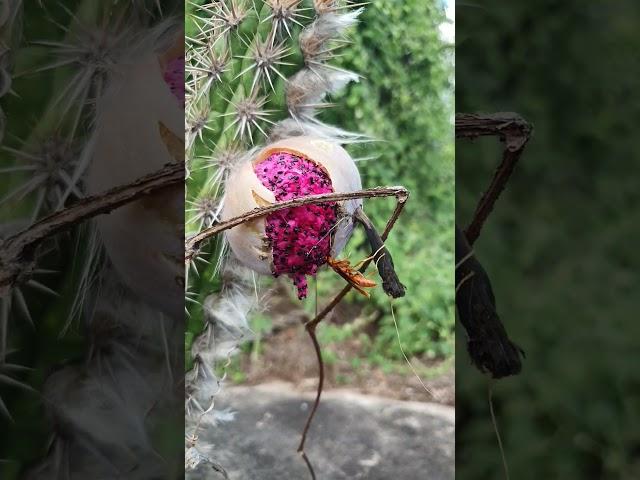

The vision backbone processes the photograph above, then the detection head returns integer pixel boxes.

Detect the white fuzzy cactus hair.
[185,0,367,474]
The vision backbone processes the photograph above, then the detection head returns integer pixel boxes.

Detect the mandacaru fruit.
[222,135,362,299]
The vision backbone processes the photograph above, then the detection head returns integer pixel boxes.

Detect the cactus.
[185,0,367,474]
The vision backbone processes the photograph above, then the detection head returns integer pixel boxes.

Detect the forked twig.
[307,189,410,328]
[297,188,409,479]
[0,162,183,297]
[456,113,532,480]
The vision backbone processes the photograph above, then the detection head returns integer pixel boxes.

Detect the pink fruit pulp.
[255,152,338,299]
[163,56,185,106]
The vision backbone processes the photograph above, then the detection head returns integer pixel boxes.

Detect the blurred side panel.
[0,2,184,478]
[456,1,640,479]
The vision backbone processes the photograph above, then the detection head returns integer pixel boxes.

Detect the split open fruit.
[222,136,362,298]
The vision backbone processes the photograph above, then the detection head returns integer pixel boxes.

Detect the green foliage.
[457,1,640,478]
[323,0,455,359]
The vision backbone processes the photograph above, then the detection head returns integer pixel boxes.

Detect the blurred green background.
[324,0,454,363]
[457,1,640,478]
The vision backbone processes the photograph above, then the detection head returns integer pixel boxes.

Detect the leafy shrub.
[322,0,455,359]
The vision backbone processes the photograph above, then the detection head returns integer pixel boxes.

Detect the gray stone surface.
[189,382,454,480]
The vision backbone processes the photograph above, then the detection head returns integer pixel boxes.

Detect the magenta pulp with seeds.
[221,136,363,297]
[255,152,338,298]
[163,56,185,106]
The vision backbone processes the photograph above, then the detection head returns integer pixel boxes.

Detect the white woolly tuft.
[28,263,183,479]
[286,65,359,119]
[269,117,369,144]
[300,9,363,62]
[203,256,257,358]
[276,8,365,142]
[186,255,256,445]
[303,9,363,43]
[186,353,221,417]
[212,407,236,423]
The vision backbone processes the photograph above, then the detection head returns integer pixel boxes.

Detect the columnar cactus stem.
[185,0,369,474]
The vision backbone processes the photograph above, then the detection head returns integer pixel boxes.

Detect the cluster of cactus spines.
[185,0,365,472]
[236,33,293,92]
[0,4,141,366]
[1,135,80,219]
[222,89,275,142]
[2,2,184,477]
[264,0,308,37]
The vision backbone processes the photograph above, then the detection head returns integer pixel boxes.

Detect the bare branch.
[0,162,183,297]
[456,113,533,244]
[185,186,409,262]
[294,187,410,478]
[191,184,410,479]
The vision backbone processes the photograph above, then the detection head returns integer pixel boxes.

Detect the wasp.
[327,256,377,298]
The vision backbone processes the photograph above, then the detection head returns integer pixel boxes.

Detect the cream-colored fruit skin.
[86,50,184,319]
[222,160,276,275]
[222,136,362,275]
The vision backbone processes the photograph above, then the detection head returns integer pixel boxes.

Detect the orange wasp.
[327,256,377,298]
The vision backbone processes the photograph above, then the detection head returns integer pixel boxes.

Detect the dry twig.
[185,186,409,261]
[456,112,532,244]
[297,188,409,475]
[0,162,183,297]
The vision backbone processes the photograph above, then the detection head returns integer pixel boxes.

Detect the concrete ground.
[188,382,454,480]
